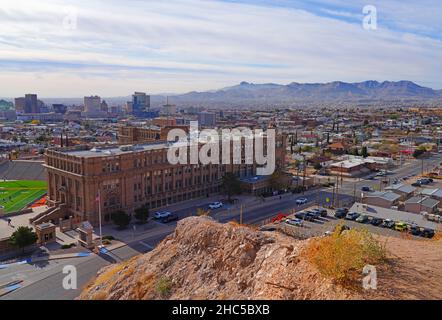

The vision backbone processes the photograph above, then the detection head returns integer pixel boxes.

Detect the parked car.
[381,219,395,229]
[421,228,435,238]
[284,218,303,227]
[411,182,421,187]
[370,217,383,226]
[356,215,369,223]
[208,201,223,209]
[409,225,422,236]
[345,212,360,221]
[312,207,328,217]
[154,211,171,219]
[160,213,179,223]
[394,222,408,232]
[295,211,314,221]
[334,208,348,219]
[296,197,308,205]
[271,213,288,223]
[361,186,371,192]
[306,210,321,219]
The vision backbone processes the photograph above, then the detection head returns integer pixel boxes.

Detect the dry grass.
[303,224,388,284]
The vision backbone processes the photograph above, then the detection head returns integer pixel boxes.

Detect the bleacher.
[0,160,46,181]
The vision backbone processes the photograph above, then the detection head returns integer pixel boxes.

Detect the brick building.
[44,133,286,226]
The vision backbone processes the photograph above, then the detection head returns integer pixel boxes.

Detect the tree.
[313,162,323,171]
[413,148,426,159]
[269,169,289,191]
[9,226,38,253]
[221,172,242,203]
[361,146,368,158]
[134,206,149,224]
[111,210,131,229]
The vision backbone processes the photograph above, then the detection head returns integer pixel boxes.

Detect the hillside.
[79,217,442,300]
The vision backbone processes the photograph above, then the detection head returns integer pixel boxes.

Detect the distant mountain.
[162,80,442,107]
[12,80,441,108]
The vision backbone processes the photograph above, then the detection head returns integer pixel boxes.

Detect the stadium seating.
[0,160,46,181]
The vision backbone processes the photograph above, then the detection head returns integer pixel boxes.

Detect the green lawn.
[0,180,47,214]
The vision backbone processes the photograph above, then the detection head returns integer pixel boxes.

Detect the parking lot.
[266,206,433,240]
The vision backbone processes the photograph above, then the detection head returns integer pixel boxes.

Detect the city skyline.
[1,0,442,97]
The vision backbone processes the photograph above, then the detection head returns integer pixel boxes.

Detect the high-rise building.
[100,100,109,112]
[132,92,150,116]
[52,104,67,114]
[83,95,106,118]
[14,94,40,114]
[14,97,25,114]
[25,94,39,113]
[198,112,217,127]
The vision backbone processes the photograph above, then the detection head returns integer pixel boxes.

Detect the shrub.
[156,277,172,298]
[304,225,387,284]
[102,235,115,241]
[111,210,131,229]
[61,243,76,249]
[196,208,210,216]
[134,206,149,224]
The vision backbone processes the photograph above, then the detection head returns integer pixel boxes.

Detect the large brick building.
[43,132,286,226]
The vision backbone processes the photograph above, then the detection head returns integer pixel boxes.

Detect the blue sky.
[0,0,441,97]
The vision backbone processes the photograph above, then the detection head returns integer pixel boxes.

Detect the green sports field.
[0,180,47,214]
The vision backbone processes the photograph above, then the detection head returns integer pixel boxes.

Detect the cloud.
[0,0,441,97]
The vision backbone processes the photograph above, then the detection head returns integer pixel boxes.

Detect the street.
[2,154,441,300]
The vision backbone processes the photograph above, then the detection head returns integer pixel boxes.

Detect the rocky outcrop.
[79,217,357,300]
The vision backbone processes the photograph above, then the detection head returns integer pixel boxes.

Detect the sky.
[0,0,441,97]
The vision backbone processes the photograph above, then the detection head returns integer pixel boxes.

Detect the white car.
[296,197,307,205]
[284,218,303,227]
[209,202,223,209]
[154,211,171,219]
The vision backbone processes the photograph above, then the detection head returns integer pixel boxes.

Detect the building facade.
[44,133,286,226]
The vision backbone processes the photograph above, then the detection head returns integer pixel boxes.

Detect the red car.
[271,213,288,223]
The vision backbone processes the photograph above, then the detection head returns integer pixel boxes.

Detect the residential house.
[362,191,401,209]
[385,184,416,201]
[404,196,439,214]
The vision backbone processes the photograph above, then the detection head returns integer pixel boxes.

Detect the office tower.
[24,94,39,113]
[198,112,217,127]
[132,92,150,116]
[14,97,25,114]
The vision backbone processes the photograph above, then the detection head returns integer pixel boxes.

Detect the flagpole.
[98,186,103,247]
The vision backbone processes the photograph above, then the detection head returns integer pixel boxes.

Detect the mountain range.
[160,80,442,107]
[3,80,441,108]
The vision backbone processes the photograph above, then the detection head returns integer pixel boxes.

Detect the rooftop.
[364,191,401,202]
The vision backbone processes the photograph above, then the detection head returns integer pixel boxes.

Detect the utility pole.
[98,186,103,247]
[302,155,306,195]
[335,174,339,208]
[239,204,243,224]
